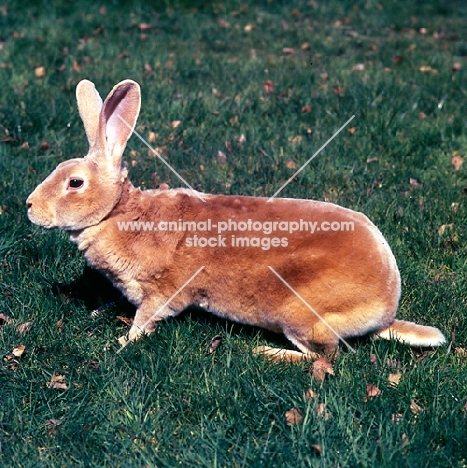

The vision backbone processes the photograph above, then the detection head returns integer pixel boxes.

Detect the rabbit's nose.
[26,199,32,209]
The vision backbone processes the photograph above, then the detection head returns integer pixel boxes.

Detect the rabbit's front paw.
[128,324,145,342]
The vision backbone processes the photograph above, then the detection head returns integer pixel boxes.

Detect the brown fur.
[26,79,446,359]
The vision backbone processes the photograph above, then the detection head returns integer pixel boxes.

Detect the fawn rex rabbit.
[27,79,446,360]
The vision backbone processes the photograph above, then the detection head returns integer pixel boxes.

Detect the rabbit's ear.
[97,79,141,172]
[76,80,103,148]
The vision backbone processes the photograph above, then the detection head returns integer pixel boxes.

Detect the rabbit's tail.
[376,319,446,347]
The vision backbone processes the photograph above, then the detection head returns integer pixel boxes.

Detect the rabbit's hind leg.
[253,345,321,362]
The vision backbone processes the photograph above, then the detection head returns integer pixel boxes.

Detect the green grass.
[1,0,467,466]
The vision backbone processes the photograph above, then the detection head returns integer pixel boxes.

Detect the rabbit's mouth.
[27,208,55,229]
[26,196,56,229]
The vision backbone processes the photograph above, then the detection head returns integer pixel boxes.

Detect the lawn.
[1,0,467,466]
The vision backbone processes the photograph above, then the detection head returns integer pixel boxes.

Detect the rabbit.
[26,79,446,360]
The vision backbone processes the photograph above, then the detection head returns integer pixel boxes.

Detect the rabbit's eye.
[69,178,84,189]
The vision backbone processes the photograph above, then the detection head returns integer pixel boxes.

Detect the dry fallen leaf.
[151,172,160,185]
[410,400,424,415]
[148,131,158,143]
[391,413,403,424]
[454,347,467,357]
[388,373,402,386]
[34,66,46,78]
[40,141,49,150]
[363,383,382,401]
[285,408,303,425]
[244,23,254,32]
[452,155,464,170]
[138,22,153,31]
[419,65,438,74]
[16,321,32,334]
[451,202,459,213]
[304,388,317,400]
[352,63,365,71]
[312,357,334,383]
[56,319,63,334]
[332,85,344,97]
[451,62,462,72]
[208,335,223,354]
[148,146,167,158]
[12,344,25,357]
[401,433,409,447]
[301,42,311,50]
[232,134,247,146]
[47,374,68,390]
[315,403,331,419]
[386,357,402,369]
[289,135,303,144]
[46,418,62,436]
[264,79,274,94]
[286,160,297,169]
[171,120,181,129]
[348,127,356,135]
[310,444,322,455]
[217,18,230,28]
[369,353,378,368]
[0,313,9,325]
[409,178,422,188]
[217,151,227,164]
[438,224,453,236]
[229,114,239,125]
[282,47,295,55]
[116,316,133,326]
[301,105,312,113]
[72,60,82,71]
[3,353,19,369]
[413,350,433,362]
[165,132,176,143]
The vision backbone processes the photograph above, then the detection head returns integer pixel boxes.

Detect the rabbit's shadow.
[51,265,292,347]
[52,265,130,311]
